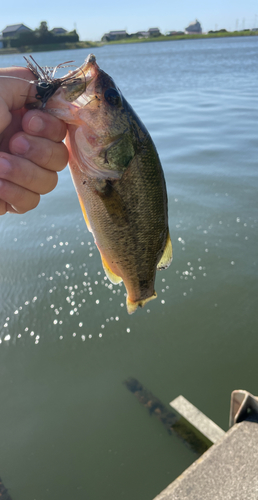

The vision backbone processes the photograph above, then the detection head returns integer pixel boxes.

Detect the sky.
[1,0,258,41]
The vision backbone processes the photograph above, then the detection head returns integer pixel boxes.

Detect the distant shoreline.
[0,30,257,55]
[106,30,258,45]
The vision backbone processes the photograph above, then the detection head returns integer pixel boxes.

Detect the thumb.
[0,67,36,133]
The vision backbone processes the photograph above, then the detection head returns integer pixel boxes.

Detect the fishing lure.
[24,55,82,108]
[0,55,86,108]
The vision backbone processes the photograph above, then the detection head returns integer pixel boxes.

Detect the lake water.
[0,37,257,500]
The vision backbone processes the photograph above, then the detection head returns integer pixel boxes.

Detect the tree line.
[3,22,79,48]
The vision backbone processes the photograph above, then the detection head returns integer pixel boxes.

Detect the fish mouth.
[24,54,99,109]
[60,54,98,102]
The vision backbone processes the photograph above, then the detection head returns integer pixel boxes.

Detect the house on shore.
[132,28,161,38]
[135,31,149,38]
[185,20,202,34]
[102,30,128,42]
[102,27,162,42]
[148,27,161,37]
[51,27,68,35]
[166,30,185,36]
[1,24,32,38]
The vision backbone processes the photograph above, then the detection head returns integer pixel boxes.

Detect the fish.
[26,54,172,314]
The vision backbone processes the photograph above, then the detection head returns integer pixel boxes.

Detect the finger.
[0,108,24,153]
[0,155,58,195]
[22,109,67,143]
[0,179,40,214]
[9,133,68,172]
[0,198,7,215]
[0,198,20,215]
[0,98,12,135]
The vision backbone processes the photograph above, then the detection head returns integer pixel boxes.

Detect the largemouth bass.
[26,54,172,314]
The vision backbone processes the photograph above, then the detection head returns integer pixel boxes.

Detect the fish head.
[71,55,142,178]
[46,54,147,178]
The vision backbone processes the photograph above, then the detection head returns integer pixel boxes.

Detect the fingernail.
[12,136,30,155]
[28,115,44,133]
[0,157,11,174]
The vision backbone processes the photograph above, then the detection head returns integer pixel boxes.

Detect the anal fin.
[157,232,173,270]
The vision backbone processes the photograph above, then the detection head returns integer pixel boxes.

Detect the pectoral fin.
[78,193,92,233]
[157,233,173,270]
[95,179,129,227]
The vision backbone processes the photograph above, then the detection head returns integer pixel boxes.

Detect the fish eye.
[104,88,121,106]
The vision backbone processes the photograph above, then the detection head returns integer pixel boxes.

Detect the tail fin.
[126,292,157,315]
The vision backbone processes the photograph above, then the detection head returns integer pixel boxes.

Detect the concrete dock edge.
[170,395,225,444]
[153,420,258,500]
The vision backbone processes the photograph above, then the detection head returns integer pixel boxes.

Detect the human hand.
[0,66,68,215]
